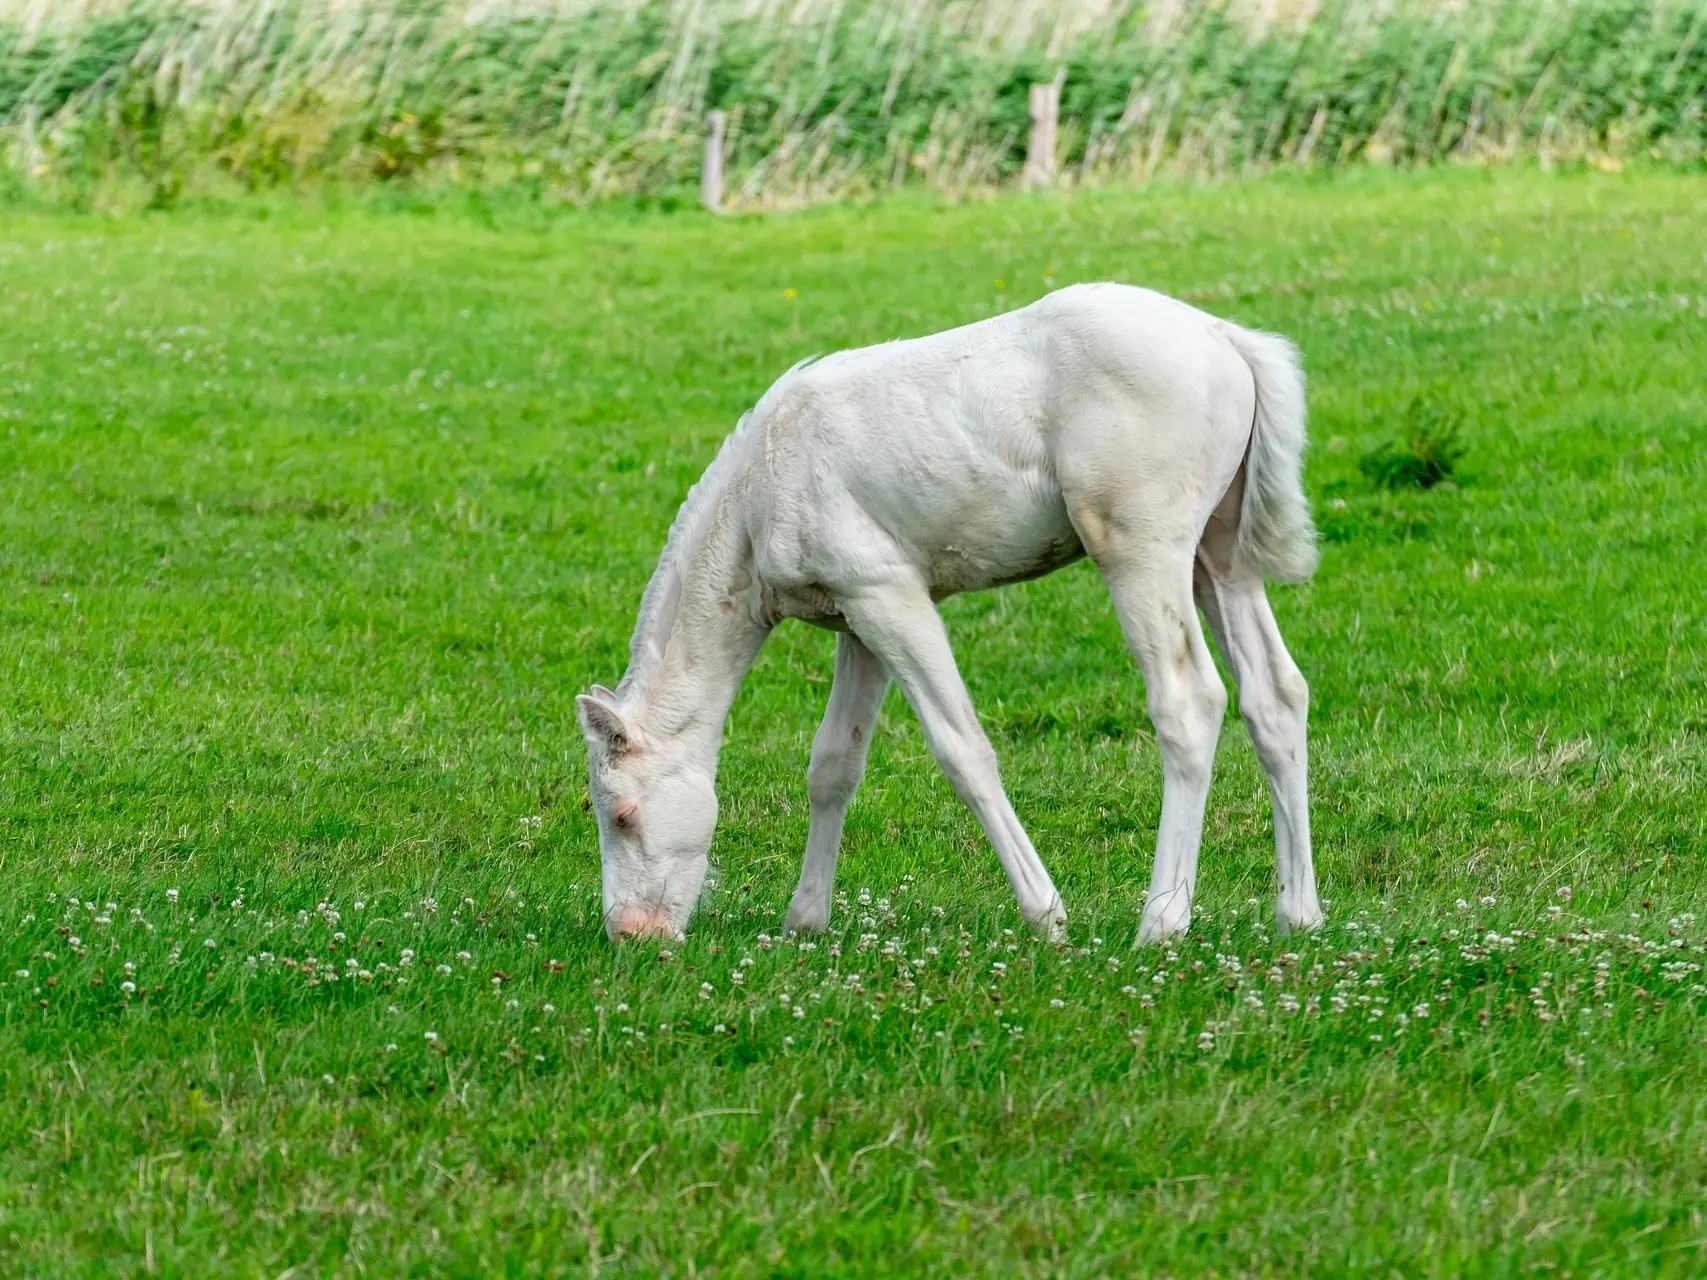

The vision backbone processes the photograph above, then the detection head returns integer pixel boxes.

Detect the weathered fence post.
[702,110,726,212]
[1022,76,1062,189]
[19,104,43,178]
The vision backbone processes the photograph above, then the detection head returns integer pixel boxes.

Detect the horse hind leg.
[1092,540,1229,944]
[1194,500,1323,934]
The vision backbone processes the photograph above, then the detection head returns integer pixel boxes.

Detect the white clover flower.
[13,969,28,980]
[714,1024,726,1033]
[385,1042,398,1052]
[542,1003,556,1014]
[1480,895,1496,907]
[424,1031,438,1042]
[436,964,453,975]
[399,949,415,966]
[1049,998,1065,1008]
[121,980,136,994]
[203,938,216,949]
[1121,985,1138,996]
[793,1006,805,1019]
[506,999,519,1010]
[166,889,179,904]
[457,951,472,962]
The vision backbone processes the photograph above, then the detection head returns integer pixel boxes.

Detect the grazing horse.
[577,283,1323,945]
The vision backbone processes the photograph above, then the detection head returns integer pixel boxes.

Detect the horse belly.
[925,494,1085,599]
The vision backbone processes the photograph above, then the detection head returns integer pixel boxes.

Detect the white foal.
[578,283,1323,945]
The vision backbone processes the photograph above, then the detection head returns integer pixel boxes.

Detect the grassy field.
[1,167,1705,1275]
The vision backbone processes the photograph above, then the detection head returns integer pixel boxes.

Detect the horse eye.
[612,798,640,829]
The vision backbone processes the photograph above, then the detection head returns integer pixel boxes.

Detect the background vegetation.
[1,167,1704,1273]
[2,0,1705,209]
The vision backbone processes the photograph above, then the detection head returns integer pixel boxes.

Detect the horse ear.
[577,694,635,753]
[591,684,618,703]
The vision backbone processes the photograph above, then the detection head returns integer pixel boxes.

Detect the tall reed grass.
[2,0,1703,208]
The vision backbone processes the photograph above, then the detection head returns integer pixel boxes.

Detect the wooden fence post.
[1022,76,1062,189]
[702,110,726,212]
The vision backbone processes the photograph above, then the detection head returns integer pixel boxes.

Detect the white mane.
[619,356,820,703]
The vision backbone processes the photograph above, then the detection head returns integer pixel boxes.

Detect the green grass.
[1,166,1705,1276]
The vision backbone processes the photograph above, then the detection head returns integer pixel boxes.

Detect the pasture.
[1,168,1704,1275]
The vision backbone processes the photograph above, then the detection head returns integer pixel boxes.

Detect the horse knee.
[807,742,860,809]
[930,724,1002,805]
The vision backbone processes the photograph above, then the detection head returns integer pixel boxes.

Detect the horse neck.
[620,489,769,764]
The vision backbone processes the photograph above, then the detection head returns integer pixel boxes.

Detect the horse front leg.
[785,631,888,934]
[841,583,1067,941]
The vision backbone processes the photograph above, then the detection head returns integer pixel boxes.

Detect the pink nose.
[609,906,679,942]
